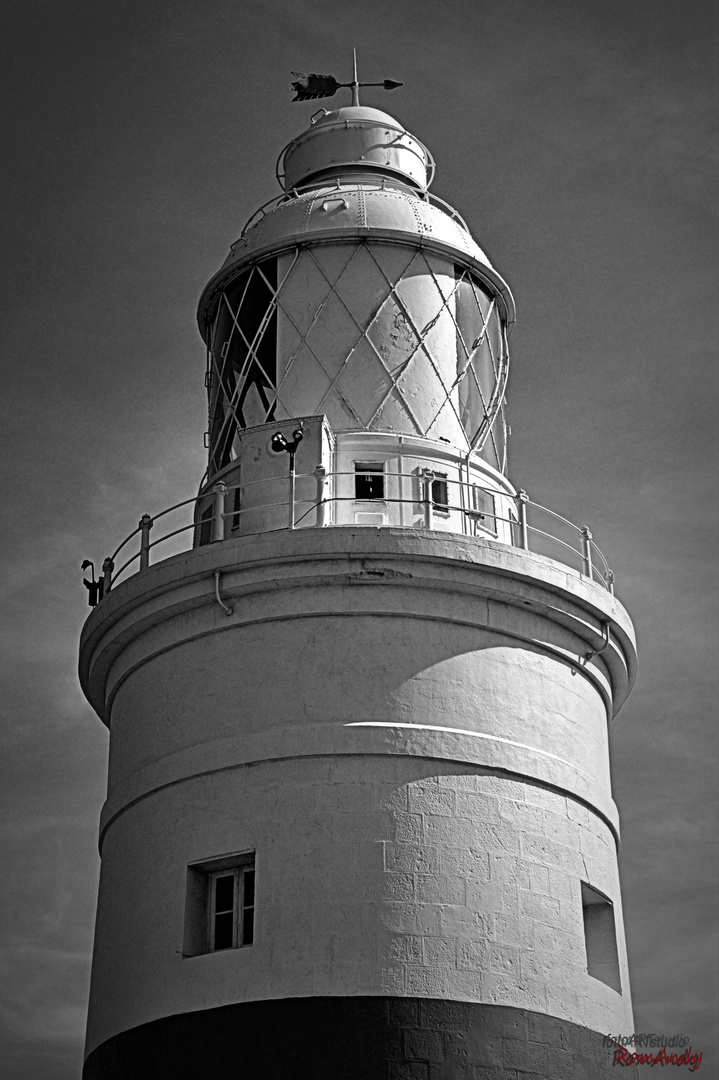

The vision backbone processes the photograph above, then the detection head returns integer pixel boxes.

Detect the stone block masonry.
[84,754,633,1051]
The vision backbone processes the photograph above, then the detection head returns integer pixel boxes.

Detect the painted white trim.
[345,722,593,775]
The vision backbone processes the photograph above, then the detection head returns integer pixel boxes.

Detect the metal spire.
[351,47,359,106]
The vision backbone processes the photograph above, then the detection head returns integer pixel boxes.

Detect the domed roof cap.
[278,105,434,192]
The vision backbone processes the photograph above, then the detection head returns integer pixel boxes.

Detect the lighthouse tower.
[79,91,638,1079]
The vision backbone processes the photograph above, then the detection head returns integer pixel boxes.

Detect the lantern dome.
[198,182,515,335]
[278,106,433,192]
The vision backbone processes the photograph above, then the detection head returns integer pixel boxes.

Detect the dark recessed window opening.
[209,259,278,473]
[184,851,255,957]
[355,462,385,500]
[211,872,236,950]
[582,882,621,993]
[230,484,242,531]
[431,473,449,513]
[198,503,213,547]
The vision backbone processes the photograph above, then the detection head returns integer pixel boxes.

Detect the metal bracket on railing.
[81,559,104,607]
[214,570,233,616]
[581,621,611,667]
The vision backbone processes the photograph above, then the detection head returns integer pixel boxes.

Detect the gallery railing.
[89,470,615,600]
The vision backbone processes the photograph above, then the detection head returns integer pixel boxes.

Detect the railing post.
[606,569,615,595]
[212,481,227,543]
[580,526,593,579]
[102,557,114,596]
[288,465,296,529]
[517,490,529,550]
[314,465,327,527]
[139,515,153,571]
[270,428,303,531]
[421,469,434,530]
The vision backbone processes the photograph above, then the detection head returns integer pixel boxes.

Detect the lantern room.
[195,105,517,541]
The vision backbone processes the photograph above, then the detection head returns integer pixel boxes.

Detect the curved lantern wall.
[207,240,508,478]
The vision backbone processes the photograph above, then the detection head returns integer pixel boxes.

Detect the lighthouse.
[79,82,638,1079]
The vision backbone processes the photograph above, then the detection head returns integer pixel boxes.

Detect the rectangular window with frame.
[183,851,255,957]
[354,462,385,501]
[468,486,497,536]
[210,864,255,950]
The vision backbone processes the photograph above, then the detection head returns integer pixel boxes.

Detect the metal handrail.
[110,495,202,563]
[523,499,584,536]
[589,539,611,576]
[147,520,199,551]
[95,469,616,596]
[109,477,301,569]
[526,526,587,563]
[112,549,143,584]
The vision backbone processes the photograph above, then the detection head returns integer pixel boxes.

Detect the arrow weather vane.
[291,48,402,105]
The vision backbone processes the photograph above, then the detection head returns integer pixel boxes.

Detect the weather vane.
[291,48,402,106]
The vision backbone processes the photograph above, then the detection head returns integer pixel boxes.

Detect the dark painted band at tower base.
[84,999,636,1079]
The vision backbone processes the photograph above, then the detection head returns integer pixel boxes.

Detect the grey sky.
[1,1,717,1076]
